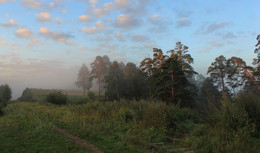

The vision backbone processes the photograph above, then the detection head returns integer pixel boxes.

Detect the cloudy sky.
[0,0,259,98]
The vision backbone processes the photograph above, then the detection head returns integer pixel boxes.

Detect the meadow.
[0,91,259,153]
[0,100,199,152]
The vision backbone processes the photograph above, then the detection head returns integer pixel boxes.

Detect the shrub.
[117,107,135,123]
[190,93,259,153]
[0,84,12,115]
[88,91,96,101]
[164,106,202,137]
[46,91,67,105]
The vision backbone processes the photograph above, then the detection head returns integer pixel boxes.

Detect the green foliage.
[123,62,148,100]
[165,106,202,137]
[201,77,220,103]
[88,91,96,101]
[90,55,111,101]
[0,103,90,153]
[117,107,136,123]
[67,95,89,104]
[152,58,195,107]
[46,90,67,105]
[0,84,12,115]
[190,93,260,153]
[0,84,12,102]
[105,61,125,100]
[17,88,34,102]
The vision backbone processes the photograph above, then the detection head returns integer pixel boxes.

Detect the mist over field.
[0,1,259,152]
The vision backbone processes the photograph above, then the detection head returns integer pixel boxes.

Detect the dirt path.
[54,126,104,153]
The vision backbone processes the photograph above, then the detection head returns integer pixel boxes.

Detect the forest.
[0,35,259,153]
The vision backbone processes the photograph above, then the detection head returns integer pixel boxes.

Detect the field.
[0,92,259,153]
[0,100,198,153]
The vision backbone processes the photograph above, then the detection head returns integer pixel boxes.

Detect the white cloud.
[115,14,140,28]
[0,41,7,45]
[78,15,91,22]
[90,2,114,17]
[55,17,63,23]
[39,27,74,45]
[0,0,12,3]
[81,21,105,34]
[1,19,19,28]
[36,12,51,22]
[28,39,42,47]
[15,29,33,39]
[115,0,129,8]
[21,0,41,9]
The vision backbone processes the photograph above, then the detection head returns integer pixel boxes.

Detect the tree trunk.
[171,69,175,103]
[221,69,225,92]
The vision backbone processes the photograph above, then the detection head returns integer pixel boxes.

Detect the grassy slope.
[0,103,90,153]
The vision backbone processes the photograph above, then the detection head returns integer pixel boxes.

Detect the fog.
[0,64,79,100]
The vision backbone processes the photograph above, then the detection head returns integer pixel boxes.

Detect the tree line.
[75,35,260,107]
[0,84,12,115]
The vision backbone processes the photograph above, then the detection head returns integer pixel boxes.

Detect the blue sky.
[0,0,259,98]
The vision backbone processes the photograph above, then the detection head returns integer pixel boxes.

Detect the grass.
[0,101,196,153]
[0,102,90,153]
[2,93,259,153]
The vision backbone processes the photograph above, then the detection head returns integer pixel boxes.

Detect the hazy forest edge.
[0,35,259,153]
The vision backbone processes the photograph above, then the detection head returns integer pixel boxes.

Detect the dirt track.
[55,126,104,153]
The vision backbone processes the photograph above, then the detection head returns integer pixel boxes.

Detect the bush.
[190,93,259,153]
[88,91,96,101]
[117,107,136,123]
[164,106,202,137]
[46,91,67,105]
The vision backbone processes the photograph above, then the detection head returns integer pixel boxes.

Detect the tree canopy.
[75,64,92,96]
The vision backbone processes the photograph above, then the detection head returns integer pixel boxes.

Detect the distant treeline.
[74,36,260,108]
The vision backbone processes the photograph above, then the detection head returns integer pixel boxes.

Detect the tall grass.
[190,93,260,153]
[1,100,200,153]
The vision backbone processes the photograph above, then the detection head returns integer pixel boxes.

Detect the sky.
[0,0,259,99]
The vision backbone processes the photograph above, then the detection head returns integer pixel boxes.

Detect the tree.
[0,84,12,102]
[253,34,260,82]
[0,84,12,114]
[201,77,220,103]
[90,55,111,101]
[226,57,254,92]
[152,58,194,107]
[105,61,124,101]
[140,48,167,76]
[75,64,92,96]
[123,62,147,99]
[208,55,229,93]
[167,42,196,76]
[254,34,260,65]
[17,88,33,102]
[140,42,196,103]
